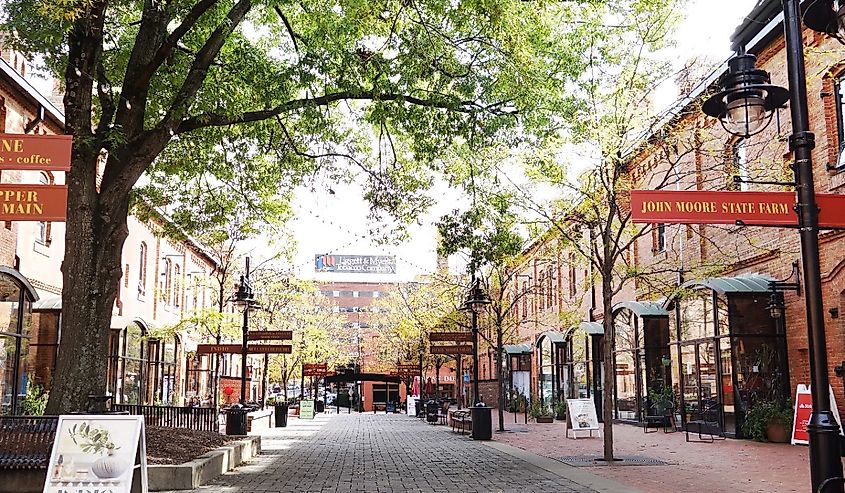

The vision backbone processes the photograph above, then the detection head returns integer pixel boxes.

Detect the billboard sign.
[631,189,845,228]
[315,254,396,274]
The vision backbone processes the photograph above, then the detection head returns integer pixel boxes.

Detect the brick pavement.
[189,412,611,493]
[492,411,822,493]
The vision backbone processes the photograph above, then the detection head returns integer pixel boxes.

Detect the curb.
[146,435,261,491]
[482,441,644,493]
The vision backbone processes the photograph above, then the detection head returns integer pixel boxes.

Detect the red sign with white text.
[631,190,845,228]
[0,133,72,171]
[792,390,813,444]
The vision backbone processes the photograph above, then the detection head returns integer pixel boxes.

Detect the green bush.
[553,398,567,419]
[21,382,48,416]
[528,400,553,420]
[742,399,793,442]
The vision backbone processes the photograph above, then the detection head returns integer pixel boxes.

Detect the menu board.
[566,398,599,438]
[43,415,147,493]
[300,399,315,420]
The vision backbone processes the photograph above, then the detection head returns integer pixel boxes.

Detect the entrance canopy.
[580,321,604,335]
[663,273,773,309]
[612,301,668,317]
[503,344,532,355]
[535,330,567,348]
[324,372,401,384]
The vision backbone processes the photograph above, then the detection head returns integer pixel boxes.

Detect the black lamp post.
[462,276,490,406]
[233,258,257,405]
[703,3,844,490]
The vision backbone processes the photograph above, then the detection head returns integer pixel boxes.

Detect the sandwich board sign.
[566,398,600,439]
[300,399,315,420]
[791,384,843,445]
[43,414,147,493]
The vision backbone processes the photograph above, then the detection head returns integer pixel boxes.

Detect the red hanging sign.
[0,133,72,171]
[630,190,845,228]
[0,184,67,221]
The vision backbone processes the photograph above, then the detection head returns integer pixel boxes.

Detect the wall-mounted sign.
[0,184,67,221]
[315,254,396,274]
[197,344,292,355]
[429,332,472,343]
[247,330,293,341]
[300,399,315,420]
[430,344,473,355]
[0,133,72,171]
[566,398,600,439]
[631,189,845,228]
[43,415,147,493]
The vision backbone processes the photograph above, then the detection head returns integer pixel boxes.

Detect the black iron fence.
[112,404,219,432]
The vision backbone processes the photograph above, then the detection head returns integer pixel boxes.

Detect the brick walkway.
[190,412,611,493]
[492,411,820,493]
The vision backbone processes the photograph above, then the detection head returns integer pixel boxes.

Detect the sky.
[281,0,760,283]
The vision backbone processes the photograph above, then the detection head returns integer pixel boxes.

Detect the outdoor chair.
[643,400,675,434]
[685,403,725,442]
[438,401,450,425]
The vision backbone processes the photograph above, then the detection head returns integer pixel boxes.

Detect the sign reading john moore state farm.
[315,254,396,274]
[0,133,72,171]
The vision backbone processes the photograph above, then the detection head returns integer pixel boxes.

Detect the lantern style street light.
[701,54,789,138]
[702,2,844,490]
[234,258,257,405]
[462,277,490,405]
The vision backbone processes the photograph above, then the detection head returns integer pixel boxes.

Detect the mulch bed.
[145,427,234,465]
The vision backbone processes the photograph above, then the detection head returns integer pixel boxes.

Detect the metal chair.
[685,402,726,442]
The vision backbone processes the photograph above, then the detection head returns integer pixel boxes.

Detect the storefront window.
[0,270,36,415]
[539,337,553,403]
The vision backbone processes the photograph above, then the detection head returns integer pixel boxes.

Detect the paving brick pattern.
[196,413,596,493]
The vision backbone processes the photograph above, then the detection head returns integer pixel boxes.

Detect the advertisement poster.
[566,398,600,438]
[300,399,315,420]
[791,384,844,445]
[43,415,147,493]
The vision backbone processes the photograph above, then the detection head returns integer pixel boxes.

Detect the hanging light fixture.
[766,291,786,319]
[804,0,845,40]
[702,54,790,138]
[462,282,490,314]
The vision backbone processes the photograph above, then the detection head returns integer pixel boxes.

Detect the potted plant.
[553,399,567,421]
[742,398,793,443]
[529,401,555,423]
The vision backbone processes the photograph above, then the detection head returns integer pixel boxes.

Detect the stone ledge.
[145,435,261,491]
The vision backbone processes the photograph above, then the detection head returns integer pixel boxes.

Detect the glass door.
[719,337,737,436]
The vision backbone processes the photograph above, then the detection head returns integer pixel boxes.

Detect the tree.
[2,0,592,412]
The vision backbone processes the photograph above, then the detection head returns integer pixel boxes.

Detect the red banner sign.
[0,133,72,171]
[0,184,67,221]
[429,332,472,342]
[197,344,292,355]
[430,344,473,355]
[631,190,845,228]
[792,390,813,444]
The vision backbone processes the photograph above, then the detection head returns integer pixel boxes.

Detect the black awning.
[324,372,402,384]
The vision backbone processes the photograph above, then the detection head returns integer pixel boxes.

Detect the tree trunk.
[46,164,130,413]
[497,327,505,432]
[601,270,615,462]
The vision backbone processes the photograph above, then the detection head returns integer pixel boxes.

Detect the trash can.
[274,402,289,428]
[225,404,249,435]
[426,400,438,423]
[316,400,325,413]
[471,404,492,440]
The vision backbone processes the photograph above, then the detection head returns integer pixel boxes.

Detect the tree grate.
[557,455,672,467]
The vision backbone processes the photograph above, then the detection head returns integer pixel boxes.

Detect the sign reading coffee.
[0,133,72,171]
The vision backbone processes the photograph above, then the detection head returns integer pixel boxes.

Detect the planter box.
[536,416,554,423]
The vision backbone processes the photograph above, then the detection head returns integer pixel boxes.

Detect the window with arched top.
[36,173,52,245]
[0,269,36,415]
[173,264,181,307]
[138,243,147,296]
[162,258,172,304]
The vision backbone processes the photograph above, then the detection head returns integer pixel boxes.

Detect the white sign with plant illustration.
[565,398,600,439]
[43,415,147,493]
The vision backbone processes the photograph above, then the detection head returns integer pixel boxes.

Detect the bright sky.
[284,0,759,282]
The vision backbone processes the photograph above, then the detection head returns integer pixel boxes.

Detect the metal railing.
[112,404,219,432]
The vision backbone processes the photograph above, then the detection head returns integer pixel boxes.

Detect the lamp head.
[701,54,789,138]
[804,0,845,38]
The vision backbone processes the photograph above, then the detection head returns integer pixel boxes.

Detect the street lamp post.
[463,273,490,406]
[233,258,257,405]
[703,3,844,490]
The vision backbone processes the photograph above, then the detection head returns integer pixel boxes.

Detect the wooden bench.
[0,416,59,470]
[449,410,472,435]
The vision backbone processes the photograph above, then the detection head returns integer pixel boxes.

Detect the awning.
[33,295,62,311]
[535,331,567,347]
[109,315,156,332]
[503,344,532,355]
[324,372,401,384]
[681,273,772,294]
[580,321,604,335]
[612,301,668,317]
